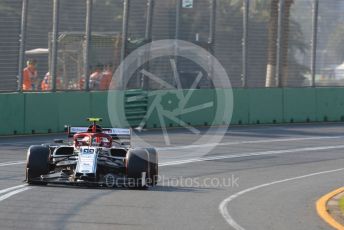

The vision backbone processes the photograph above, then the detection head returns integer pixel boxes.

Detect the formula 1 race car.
[25,118,158,189]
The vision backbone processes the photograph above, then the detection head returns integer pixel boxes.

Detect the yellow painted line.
[316,187,344,230]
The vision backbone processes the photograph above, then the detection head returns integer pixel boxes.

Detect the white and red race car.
[25,118,158,189]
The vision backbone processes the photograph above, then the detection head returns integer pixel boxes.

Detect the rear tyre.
[26,145,50,185]
[146,148,158,186]
[126,149,149,189]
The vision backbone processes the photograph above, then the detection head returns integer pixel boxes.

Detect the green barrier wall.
[146,90,182,128]
[248,88,283,124]
[107,90,129,128]
[231,89,249,125]
[283,88,317,123]
[1,88,344,135]
[0,93,25,135]
[25,93,59,133]
[316,88,344,122]
[181,89,216,127]
[145,89,221,128]
[90,91,111,127]
[57,92,92,129]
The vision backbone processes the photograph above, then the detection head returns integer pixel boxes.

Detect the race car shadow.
[34,181,217,191]
[35,183,217,193]
[148,185,215,193]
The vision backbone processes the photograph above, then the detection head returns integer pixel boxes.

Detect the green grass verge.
[339,195,344,214]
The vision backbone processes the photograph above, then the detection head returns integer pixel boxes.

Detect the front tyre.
[126,149,149,189]
[26,145,50,185]
[146,148,158,186]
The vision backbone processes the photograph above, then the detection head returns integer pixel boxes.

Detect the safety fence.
[0,0,344,92]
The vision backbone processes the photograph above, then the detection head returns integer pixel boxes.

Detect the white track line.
[0,184,27,195]
[0,163,30,203]
[219,167,344,230]
[159,144,344,166]
[0,161,26,167]
[157,135,344,151]
[0,186,31,202]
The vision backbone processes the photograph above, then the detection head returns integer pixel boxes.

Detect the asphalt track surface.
[1,124,344,230]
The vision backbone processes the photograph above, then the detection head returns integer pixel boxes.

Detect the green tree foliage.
[218,0,308,87]
[326,24,344,64]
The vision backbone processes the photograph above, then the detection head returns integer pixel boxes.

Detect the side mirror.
[54,139,64,144]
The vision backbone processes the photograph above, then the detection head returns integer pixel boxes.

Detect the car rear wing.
[65,126,131,147]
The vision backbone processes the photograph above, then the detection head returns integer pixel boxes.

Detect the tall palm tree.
[265,0,294,87]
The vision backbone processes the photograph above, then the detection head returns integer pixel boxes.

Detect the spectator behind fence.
[41,70,63,91]
[79,75,85,90]
[100,63,113,90]
[22,59,38,91]
[89,64,103,90]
